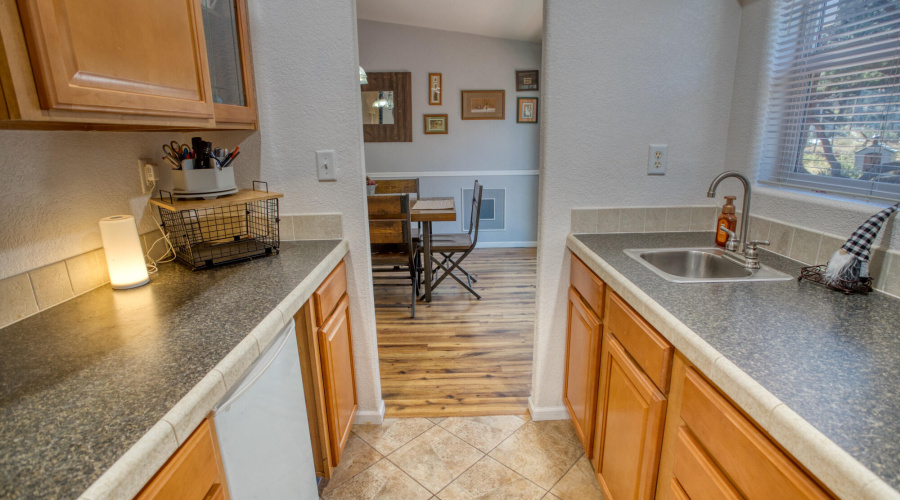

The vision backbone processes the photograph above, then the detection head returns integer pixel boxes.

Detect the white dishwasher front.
[213,319,318,499]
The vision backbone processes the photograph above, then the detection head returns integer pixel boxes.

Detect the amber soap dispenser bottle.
[715,196,738,248]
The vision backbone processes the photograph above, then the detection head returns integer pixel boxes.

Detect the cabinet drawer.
[570,254,604,316]
[314,260,348,326]
[137,419,224,500]
[606,292,673,393]
[681,369,831,499]
[672,427,740,500]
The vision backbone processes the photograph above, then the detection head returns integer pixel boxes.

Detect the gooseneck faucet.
[706,171,771,270]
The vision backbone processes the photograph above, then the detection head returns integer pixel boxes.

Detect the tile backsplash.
[0,213,343,329]
[571,207,900,296]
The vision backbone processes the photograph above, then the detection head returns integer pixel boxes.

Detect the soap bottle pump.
[715,196,738,248]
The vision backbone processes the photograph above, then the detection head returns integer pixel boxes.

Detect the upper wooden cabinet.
[0,0,256,129]
[201,0,257,128]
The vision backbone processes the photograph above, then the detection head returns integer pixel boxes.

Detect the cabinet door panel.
[563,286,602,454]
[201,0,257,126]
[680,368,830,500]
[18,0,214,118]
[672,427,740,500]
[594,332,666,500]
[319,294,358,466]
[136,419,227,500]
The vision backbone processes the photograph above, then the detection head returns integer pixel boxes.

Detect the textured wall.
[725,0,900,250]
[0,130,186,280]
[531,0,743,413]
[358,20,541,244]
[244,0,381,418]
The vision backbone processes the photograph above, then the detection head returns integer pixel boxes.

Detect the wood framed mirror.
[361,72,412,142]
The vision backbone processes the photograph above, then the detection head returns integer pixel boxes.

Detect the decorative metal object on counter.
[150,181,282,270]
[798,265,873,295]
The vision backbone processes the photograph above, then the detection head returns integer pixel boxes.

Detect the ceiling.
[356,0,543,43]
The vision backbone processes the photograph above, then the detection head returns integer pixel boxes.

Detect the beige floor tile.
[542,494,563,500]
[321,459,432,500]
[321,435,383,495]
[353,418,434,455]
[388,426,484,494]
[549,456,603,500]
[439,415,525,453]
[519,413,532,422]
[437,456,545,500]
[488,420,584,489]
[428,417,446,424]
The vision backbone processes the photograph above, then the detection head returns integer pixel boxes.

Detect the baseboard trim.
[475,241,537,248]
[353,399,386,425]
[368,170,539,178]
[528,397,569,421]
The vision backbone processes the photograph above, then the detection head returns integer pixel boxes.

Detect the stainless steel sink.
[623,247,793,283]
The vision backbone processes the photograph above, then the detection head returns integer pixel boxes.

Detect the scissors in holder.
[163,141,190,164]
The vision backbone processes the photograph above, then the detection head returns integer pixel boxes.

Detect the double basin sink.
[624,247,792,283]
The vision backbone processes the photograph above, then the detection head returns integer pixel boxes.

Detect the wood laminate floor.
[373,247,536,418]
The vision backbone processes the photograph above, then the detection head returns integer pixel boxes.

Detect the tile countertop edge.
[78,239,351,500]
[565,234,899,500]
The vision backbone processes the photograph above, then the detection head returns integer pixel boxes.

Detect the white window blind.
[759,0,900,202]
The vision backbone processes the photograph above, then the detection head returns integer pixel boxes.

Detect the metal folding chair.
[428,181,483,299]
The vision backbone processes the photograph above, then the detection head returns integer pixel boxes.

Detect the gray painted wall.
[358,20,540,245]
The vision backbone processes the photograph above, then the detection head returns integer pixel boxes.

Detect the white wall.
[0,2,383,419]
[358,20,541,244]
[531,0,743,414]
[244,0,381,420]
[725,0,900,251]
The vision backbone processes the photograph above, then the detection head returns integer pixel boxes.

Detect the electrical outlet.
[648,144,667,175]
[137,159,157,194]
[316,150,336,181]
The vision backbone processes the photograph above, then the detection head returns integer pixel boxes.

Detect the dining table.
[411,197,456,302]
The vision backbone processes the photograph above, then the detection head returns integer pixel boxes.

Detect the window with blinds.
[759,0,900,202]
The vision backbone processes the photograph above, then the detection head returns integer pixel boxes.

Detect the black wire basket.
[798,265,874,295]
[153,181,281,270]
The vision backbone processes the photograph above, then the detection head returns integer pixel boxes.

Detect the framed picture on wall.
[424,114,448,134]
[516,70,539,91]
[517,97,538,123]
[461,90,505,120]
[429,73,442,105]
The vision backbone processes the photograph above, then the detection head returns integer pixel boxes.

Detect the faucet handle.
[747,240,770,249]
[720,225,740,252]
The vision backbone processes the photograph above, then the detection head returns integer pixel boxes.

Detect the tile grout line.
[543,452,586,496]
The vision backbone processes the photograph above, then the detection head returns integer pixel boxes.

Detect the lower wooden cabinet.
[563,286,602,454]
[318,294,358,463]
[592,331,667,500]
[564,250,832,500]
[295,259,358,478]
[136,418,229,500]
[656,355,832,500]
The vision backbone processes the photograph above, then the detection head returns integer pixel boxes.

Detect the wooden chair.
[373,177,422,277]
[368,194,419,317]
[428,181,483,299]
[374,178,420,198]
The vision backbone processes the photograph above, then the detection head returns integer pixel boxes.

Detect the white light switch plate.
[316,150,336,181]
[648,144,667,175]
